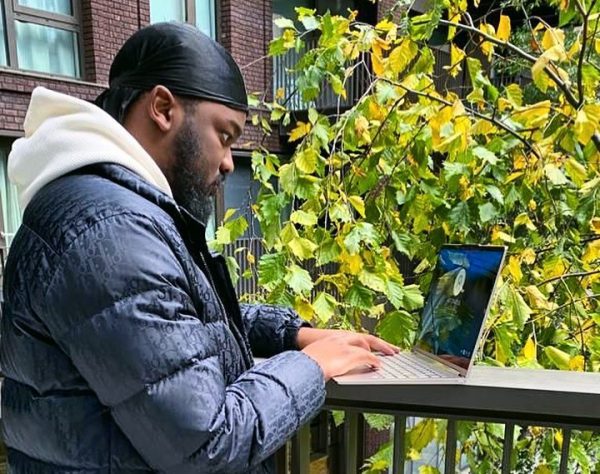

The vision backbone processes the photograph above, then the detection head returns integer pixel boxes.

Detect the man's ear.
[147,85,178,132]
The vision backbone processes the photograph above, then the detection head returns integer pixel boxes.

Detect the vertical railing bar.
[501,423,515,474]
[344,411,359,474]
[291,423,311,474]
[275,441,290,474]
[558,428,572,474]
[392,415,407,474]
[444,419,457,474]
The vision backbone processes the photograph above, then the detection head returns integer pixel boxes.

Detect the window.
[0,0,82,77]
[150,0,216,39]
[0,139,22,250]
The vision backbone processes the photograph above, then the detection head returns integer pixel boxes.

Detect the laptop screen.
[414,245,506,370]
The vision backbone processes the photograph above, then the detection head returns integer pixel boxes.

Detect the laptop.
[334,244,507,385]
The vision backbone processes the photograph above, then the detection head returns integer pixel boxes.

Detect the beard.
[170,116,222,225]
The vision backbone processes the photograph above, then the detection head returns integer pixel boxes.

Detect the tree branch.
[437,19,582,113]
[380,78,543,161]
[538,269,600,286]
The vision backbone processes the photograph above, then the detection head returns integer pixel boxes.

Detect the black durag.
[95,22,248,122]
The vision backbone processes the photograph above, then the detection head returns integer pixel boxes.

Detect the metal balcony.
[278,366,600,473]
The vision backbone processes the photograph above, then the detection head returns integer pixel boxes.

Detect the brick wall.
[0,0,146,135]
[0,0,280,151]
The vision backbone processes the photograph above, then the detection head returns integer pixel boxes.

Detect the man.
[0,23,396,473]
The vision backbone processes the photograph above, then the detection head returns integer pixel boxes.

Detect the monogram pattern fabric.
[0,164,326,473]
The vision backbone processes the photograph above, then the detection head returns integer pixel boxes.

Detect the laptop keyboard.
[374,352,455,379]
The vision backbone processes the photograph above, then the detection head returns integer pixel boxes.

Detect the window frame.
[150,0,217,39]
[1,0,84,78]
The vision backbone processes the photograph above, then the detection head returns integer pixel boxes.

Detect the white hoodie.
[8,87,173,209]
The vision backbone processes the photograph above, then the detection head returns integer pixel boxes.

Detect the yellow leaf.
[554,430,564,449]
[448,44,466,77]
[574,104,600,144]
[590,217,600,234]
[371,52,385,76]
[535,465,554,474]
[507,256,523,283]
[569,355,585,372]
[288,237,318,260]
[479,23,495,60]
[512,101,551,127]
[542,28,565,51]
[492,228,516,243]
[514,213,536,231]
[523,336,536,361]
[348,195,366,218]
[596,38,600,54]
[388,40,418,75]
[521,248,537,265]
[246,252,255,265]
[525,285,555,310]
[354,115,371,143]
[340,252,363,275]
[289,121,311,142]
[294,297,314,320]
[505,171,524,184]
[375,18,395,32]
[497,15,511,42]
[582,239,600,264]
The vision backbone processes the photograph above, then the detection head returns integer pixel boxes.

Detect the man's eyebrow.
[228,119,243,138]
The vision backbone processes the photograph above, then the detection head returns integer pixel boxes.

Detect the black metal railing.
[279,366,600,473]
[273,33,371,112]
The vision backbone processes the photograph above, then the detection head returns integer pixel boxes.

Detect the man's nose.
[220,148,234,175]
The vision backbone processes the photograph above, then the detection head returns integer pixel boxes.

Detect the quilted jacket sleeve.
[240,304,310,357]
[40,212,326,473]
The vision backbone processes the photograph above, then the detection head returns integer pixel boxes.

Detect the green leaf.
[279,163,297,194]
[316,236,341,265]
[295,148,318,174]
[343,222,382,254]
[448,201,472,232]
[258,253,286,287]
[313,292,337,323]
[407,418,436,452]
[485,185,504,205]
[376,310,415,347]
[544,164,569,186]
[274,17,295,30]
[285,264,314,294]
[358,269,387,292]
[473,146,498,165]
[287,237,318,260]
[290,210,318,226]
[479,202,498,223]
[345,283,375,309]
[398,284,424,311]
[544,346,570,370]
[564,158,588,186]
[506,287,532,329]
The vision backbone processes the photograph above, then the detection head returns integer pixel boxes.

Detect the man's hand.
[298,328,399,381]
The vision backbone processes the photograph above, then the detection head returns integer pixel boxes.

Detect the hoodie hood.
[9,87,172,209]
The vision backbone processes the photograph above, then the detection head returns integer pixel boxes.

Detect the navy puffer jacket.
[0,163,326,473]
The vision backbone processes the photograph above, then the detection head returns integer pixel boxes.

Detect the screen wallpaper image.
[414,247,504,369]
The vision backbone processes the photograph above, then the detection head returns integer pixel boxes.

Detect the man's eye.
[221,132,232,144]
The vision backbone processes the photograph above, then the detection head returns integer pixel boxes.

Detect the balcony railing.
[277,366,600,473]
[273,39,529,115]
[273,33,371,112]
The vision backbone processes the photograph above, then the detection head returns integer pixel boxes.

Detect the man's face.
[170,100,246,224]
